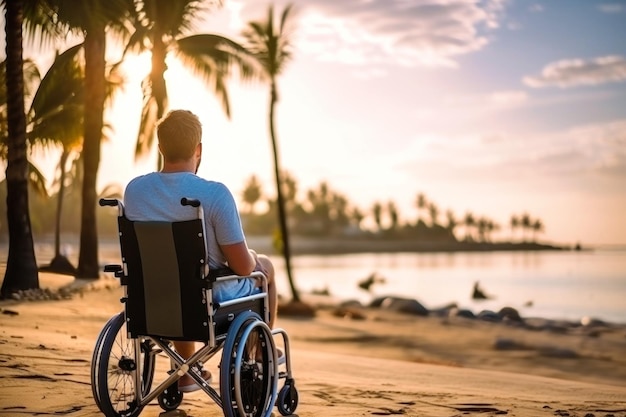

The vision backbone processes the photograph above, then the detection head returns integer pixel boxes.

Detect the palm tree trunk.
[1,0,39,297]
[54,150,69,257]
[269,82,300,302]
[77,25,106,279]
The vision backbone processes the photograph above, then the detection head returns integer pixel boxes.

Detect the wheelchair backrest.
[117,215,211,341]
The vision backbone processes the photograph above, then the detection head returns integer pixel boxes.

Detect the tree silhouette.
[1,0,39,297]
[372,201,383,232]
[243,3,300,302]
[31,0,133,278]
[510,215,519,242]
[242,174,263,215]
[521,212,531,242]
[428,202,439,227]
[445,209,458,239]
[415,192,427,224]
[463,211,475,242]
[532,219,544,242]
[387,201,399,231]
[124,0,259,163]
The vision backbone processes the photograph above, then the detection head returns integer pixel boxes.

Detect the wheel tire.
[91,313,118,411]
[277,384,299,416]
[220,312,278,417]
[92,312,156,417]
[157,387,183,411]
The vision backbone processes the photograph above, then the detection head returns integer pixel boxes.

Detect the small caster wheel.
[276,383,298,416]
[158,387,183,411]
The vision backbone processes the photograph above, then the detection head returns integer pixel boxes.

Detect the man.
[124,109,278,392]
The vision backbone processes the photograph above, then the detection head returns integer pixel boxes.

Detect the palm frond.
[28,161,49,198]
[243,4,295,77]
[175,34,262,116]
[135,76,159,159]
[28,44,84,150]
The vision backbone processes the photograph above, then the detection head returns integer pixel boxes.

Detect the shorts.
[210,267,262,303]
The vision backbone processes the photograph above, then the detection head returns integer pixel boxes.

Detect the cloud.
[240,0,508,69]
[523,55,626,88]
[443,89,528,110]
[396,119,626,186]
[597,3,624,13]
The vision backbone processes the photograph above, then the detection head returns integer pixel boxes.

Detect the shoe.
[178,369,212,393]
[276,348,286,366]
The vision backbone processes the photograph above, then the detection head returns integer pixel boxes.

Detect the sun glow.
[119,51,152,83]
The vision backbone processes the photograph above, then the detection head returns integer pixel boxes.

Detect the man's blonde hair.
[157,110,202,162]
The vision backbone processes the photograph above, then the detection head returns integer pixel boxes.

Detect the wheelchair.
[90,198,298,417]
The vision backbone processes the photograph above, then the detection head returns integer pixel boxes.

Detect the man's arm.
[220,241,256,276]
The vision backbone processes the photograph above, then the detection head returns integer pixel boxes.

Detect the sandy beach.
[0,272,625,417]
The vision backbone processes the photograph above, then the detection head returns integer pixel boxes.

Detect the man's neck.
[161,160,196,173]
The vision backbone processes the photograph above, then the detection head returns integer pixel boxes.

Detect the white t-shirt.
[124,172,245,270]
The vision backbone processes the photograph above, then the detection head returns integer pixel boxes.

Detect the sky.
[4,0,626,246]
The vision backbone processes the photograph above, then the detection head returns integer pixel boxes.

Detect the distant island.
[246,235,575,256]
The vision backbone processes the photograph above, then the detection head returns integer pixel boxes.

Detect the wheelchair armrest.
[212,270,266,283]
[104,264,124,279]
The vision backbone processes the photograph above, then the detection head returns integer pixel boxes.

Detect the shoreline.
[246,235,576,255]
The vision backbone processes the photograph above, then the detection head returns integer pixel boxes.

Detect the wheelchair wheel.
[276,381,299,416]
[220,312,278,417]
[91,313,119,410]
[91,312,156,417]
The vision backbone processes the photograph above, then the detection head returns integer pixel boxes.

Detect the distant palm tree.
[463,211,475,241]
[125,0,259,163]
[477,217,488,242]
[510,215,519,242]
[387,201,398,230]
[242,175,263,215]
[351,207,364,230]
[242,3,300,302]
[415,192,427,224]
[445,209,458,239]
[521,212,531,242]
[1,0,39,297]
[428,202,439,227]
[532,219,544,242]
[372,202,383,231]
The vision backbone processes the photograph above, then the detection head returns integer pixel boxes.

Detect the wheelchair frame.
[90,198,298,417]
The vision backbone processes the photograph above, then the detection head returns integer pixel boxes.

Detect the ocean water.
[4,239,624,324]
[269,248,626,324]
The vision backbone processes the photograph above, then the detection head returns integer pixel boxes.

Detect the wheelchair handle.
[181,197,200,207]
[99,198,119,207]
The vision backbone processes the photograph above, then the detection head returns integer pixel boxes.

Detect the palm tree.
[463,211,475,242]
[521,212,531,242]
[350,207,364,231]
[510,214,519,242]
[29,0,132,278]
[428,202,439,227]
[445,209,457,240]
[532,219,544,242]
[27,46,84,273]
[372,201,383,231]
[125,0,259,162]
[242,174,263,215]
[387,201,399,230]
[242,4,300,302]
[1,0,39,297]
[416,192,427,224]
[0,59,49,196]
